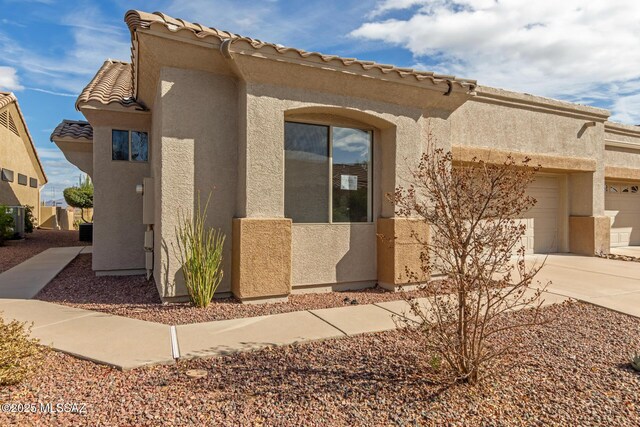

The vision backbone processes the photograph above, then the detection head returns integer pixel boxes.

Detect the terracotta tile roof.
[75,60,145,111]
[0,92,48,183]
[0,92,17,110]
[124,10,477,92]
[50,119,93,141]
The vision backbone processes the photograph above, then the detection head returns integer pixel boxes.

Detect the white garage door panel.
[518,176,560,254]
[606,183,640,247]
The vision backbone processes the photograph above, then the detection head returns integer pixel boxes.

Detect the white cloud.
[333,127,370,159]
[163,0,373,52]
[0,4,130,94]
[611,93,640,125]
[37,147,85,194]
[351,0,640,122]
[0,66,23,91]
[367,0,428,18]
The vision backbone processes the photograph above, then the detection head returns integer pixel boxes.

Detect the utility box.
[79,222,93,242]
[5,206,25,238]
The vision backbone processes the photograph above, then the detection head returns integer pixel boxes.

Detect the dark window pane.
[29,177,38,188]
[112,130,129,161]
[131,131,149,162]
[285,122,330,222]
[17,173,27,185]
[332,127,371,222]
[1,168,14,182]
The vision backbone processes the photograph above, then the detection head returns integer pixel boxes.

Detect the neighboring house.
[0,92,47,223]
[52,10,640,303]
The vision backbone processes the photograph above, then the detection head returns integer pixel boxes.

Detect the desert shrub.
[63,176,93,223]
[0,205,14,246]
[393,140,548,384]
[24,205,36,233]
[0,315,42,386]
[174,194,225,308]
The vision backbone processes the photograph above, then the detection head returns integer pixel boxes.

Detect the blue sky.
[1,0,639,200]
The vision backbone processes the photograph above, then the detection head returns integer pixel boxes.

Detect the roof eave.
[124,9,478,96]
[77,101,151,114]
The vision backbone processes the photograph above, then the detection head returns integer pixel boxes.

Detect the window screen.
[131,131,149,162]
[112,130,129,161]
[284,122,330,223]
[1,168,14,182]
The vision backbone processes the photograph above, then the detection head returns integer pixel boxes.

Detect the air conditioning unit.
[5,206,25,238]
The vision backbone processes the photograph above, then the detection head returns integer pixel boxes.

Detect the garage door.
[605,182,640,247]
[519,175,561,254]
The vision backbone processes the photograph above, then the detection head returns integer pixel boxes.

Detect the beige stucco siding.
[154,67,238,298]
[450,89,607,217]
[604,122,640,180]
[0,104,42,221]
[605,148,640,171]
[240,82,429,219]
[236,82,439,291]
[291,224,377,287]
[88,113,150,273]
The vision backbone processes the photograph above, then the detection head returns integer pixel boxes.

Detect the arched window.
[284,120,372,223]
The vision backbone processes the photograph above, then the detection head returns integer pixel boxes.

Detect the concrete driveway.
[526,253,640,317]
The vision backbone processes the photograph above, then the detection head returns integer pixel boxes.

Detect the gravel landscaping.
[36,254,442,324]
[0,302,638,426]
[0,229,88,273]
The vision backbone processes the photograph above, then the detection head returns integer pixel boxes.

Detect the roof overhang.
[124,10,478,101]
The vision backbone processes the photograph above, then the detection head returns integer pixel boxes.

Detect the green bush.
[0,315,43,386]
[63,176,93,223]
[24,205,35,233]
[174,194,225,308]
[0,205,14,246]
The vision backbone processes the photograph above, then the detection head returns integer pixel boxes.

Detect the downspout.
[220,38,235,59]
[443,79,453,96]
[443,79,477,97]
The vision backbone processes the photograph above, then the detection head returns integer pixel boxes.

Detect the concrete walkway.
[610,246,640,258]
[1,247,639,370]
[529,253,640,317]
[0,246,88,298]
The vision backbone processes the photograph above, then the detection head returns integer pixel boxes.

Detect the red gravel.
[0,302,638,426]
[0,229,88,273]
[37,254,441,324]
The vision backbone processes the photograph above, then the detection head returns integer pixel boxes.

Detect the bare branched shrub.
[394,144,549,384]
[174,193,225,308]
[0,315,43,386]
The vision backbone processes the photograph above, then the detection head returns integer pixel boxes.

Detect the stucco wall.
[240,82,431,219]
[604,122,640,177]
[604,147,640,170]
[291,223,377,288]
[0,104,42,221]
[450,87,608,216]
[154,67,238,298]
[86,112,150,273]
[238,83,436,290]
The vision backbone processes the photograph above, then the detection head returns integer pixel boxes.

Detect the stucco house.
[52,10,640,303]
[0,92,47,224]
